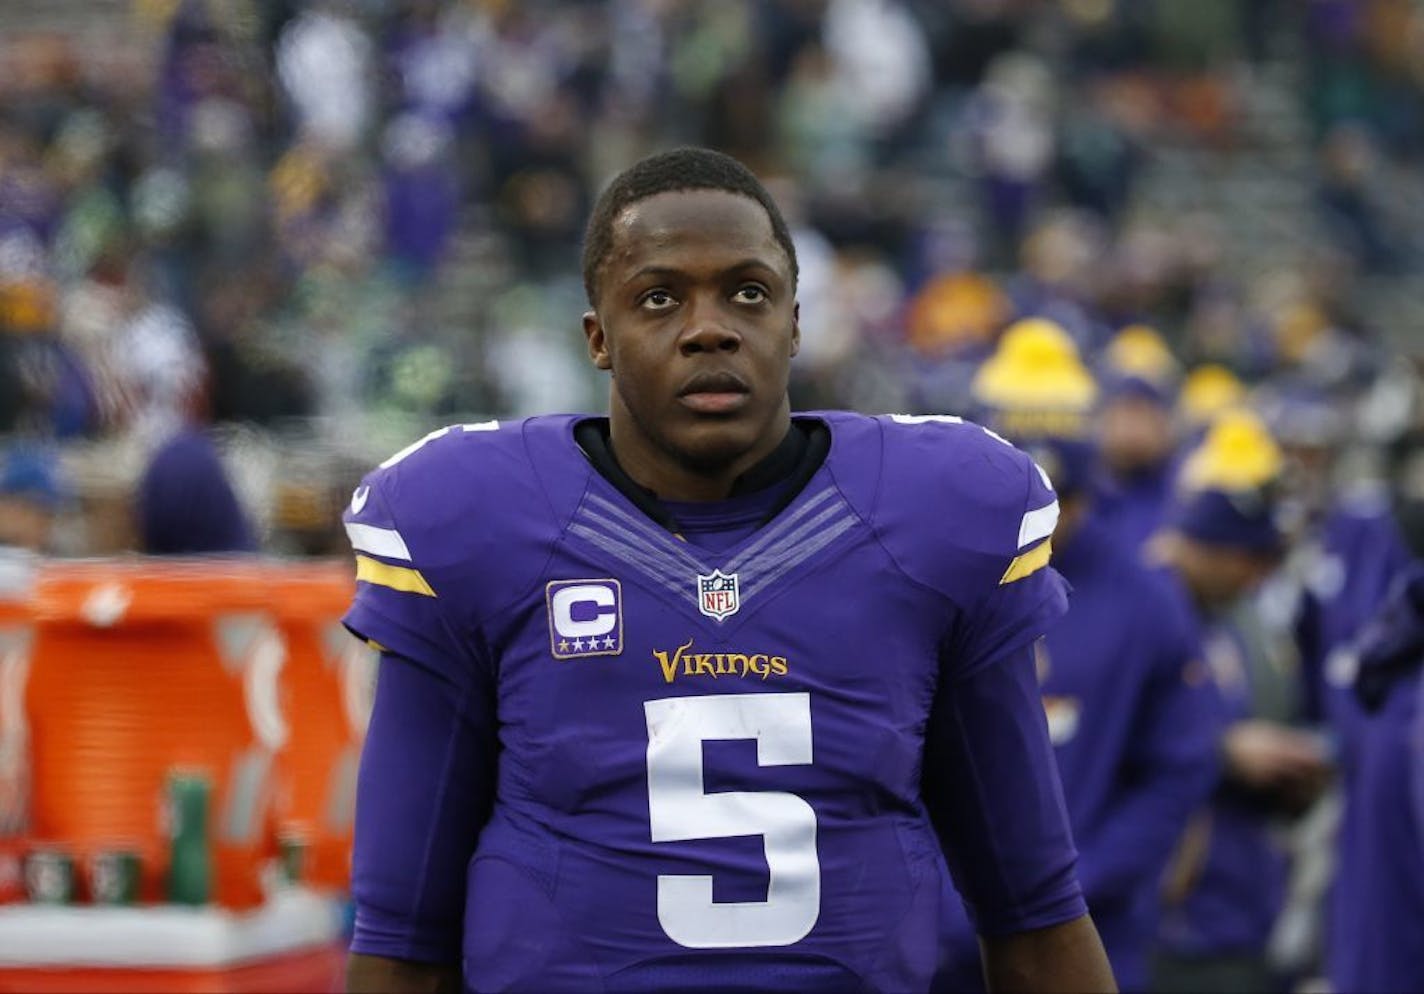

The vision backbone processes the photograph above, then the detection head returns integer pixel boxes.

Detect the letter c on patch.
[551,584,618,639]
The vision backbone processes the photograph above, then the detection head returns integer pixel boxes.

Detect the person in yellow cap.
[1178,365,1247,441]
[934,319,1222,993]
[1150,409,1333,994]
[1156,410,1307,626]
[1095,325,1184,555]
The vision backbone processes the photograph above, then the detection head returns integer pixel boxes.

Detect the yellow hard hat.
[1104,324,1180,384]
[1179,364,1247,429]
[972,318,1098,413]
[1179,407,1284,493]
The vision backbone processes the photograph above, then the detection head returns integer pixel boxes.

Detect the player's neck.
[608,417,795,502]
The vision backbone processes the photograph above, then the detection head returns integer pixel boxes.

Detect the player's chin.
[664,414,764,469]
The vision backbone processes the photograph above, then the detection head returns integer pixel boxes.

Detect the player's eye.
[733,284,769,305]
[638,289,676,311]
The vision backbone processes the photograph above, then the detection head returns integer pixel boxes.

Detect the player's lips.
[677,372,751,414]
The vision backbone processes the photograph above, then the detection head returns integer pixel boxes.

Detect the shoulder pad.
[872,414,1060,603]
[343,419,558,623]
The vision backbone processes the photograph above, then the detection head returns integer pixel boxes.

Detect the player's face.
[584,189,799,494]
[1098,395,1175,475]
[1173,537,1274,613]
[1282,440,1334,517]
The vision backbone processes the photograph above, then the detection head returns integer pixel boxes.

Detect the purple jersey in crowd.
[1332,660,1424,994]
[936,516,1222,992]
[342,412,1086,992]
[1092,458,1177,556]
[1156,621,1289,961]
[1298,495,1414,729]
[1303,509,1421,993]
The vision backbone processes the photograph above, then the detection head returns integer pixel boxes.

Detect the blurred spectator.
[52,436,141,555]
[0,0,1415,575]
[194,263,314,426]
[898,266,1008,414]
[1094,325,1184,554]
[1256,378,1421,990]
[1316,123,1401,274]
[91,257,259,555]
[136,428,255,555]
[1007,211,1107,348]
[0,222,98,438]
[380,112,460,281]
[1326,560,1424,992]
[1387,363,1424,558]
[904,269,1008,360]
[936,321,1221,992]
[965,52,1057,263]
[1055,76,1142,222]
[822,0,931,144]
[385,0,481,126]
[1152,411,1333,994]
[275,0,374,152]
[0,447,64,552]
[779,41,870,185]
[1179,363,1248,439]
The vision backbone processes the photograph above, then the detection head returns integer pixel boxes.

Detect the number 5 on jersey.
[644,693,820,948]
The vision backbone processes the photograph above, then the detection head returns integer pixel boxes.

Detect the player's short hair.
[581,147,799,305]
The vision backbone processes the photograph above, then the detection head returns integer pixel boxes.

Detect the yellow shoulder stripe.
[356,554,436,597]
[1001,539,1053,585]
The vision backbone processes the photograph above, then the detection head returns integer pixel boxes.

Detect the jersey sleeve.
[342,439,502,961]
[942,441,1070,682]
[924,639,1087,936]
[350,650,498,962]
[341,466,472,682]
[900,421,1082,934]
[872,415,1071,670]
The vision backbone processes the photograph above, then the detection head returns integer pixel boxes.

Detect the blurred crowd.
[0,0,1422,557]
[928,314,1424,992]
[2,2,1424,991]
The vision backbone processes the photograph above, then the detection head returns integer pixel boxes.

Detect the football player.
[934,321,1222,992]
[1311,385,1424,992]
[1259,382,1414,727]
[1330,561,1424,992]
[1093,326,1183,555]
[1150,411,1333,994]
[342,148,1114,993]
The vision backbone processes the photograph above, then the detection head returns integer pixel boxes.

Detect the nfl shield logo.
[697,569,741,622]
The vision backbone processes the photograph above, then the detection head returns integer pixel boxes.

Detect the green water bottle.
[24,849,75,904]
[165,771,212,905]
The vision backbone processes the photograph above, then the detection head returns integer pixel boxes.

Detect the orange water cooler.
[0,559,369,993]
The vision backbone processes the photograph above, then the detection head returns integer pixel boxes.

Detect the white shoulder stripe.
[1034,461,1054,491]
[345,522,412,562]
[889,413,965,425]
[1018,501,1060,549]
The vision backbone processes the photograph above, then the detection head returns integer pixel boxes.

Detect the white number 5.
[643,692,820,948]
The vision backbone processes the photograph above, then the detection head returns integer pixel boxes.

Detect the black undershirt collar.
[573,417,829,536]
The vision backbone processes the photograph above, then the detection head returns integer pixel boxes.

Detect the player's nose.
[677,299,741,356]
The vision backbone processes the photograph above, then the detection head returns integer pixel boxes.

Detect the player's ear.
[584,311,612,370]
[789,301,800,358]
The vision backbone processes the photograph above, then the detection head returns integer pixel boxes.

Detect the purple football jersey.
[936,517,1222,992]
[1156,622,1289,960]
[343,413,1084,992]
[1330,666,1424,994]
